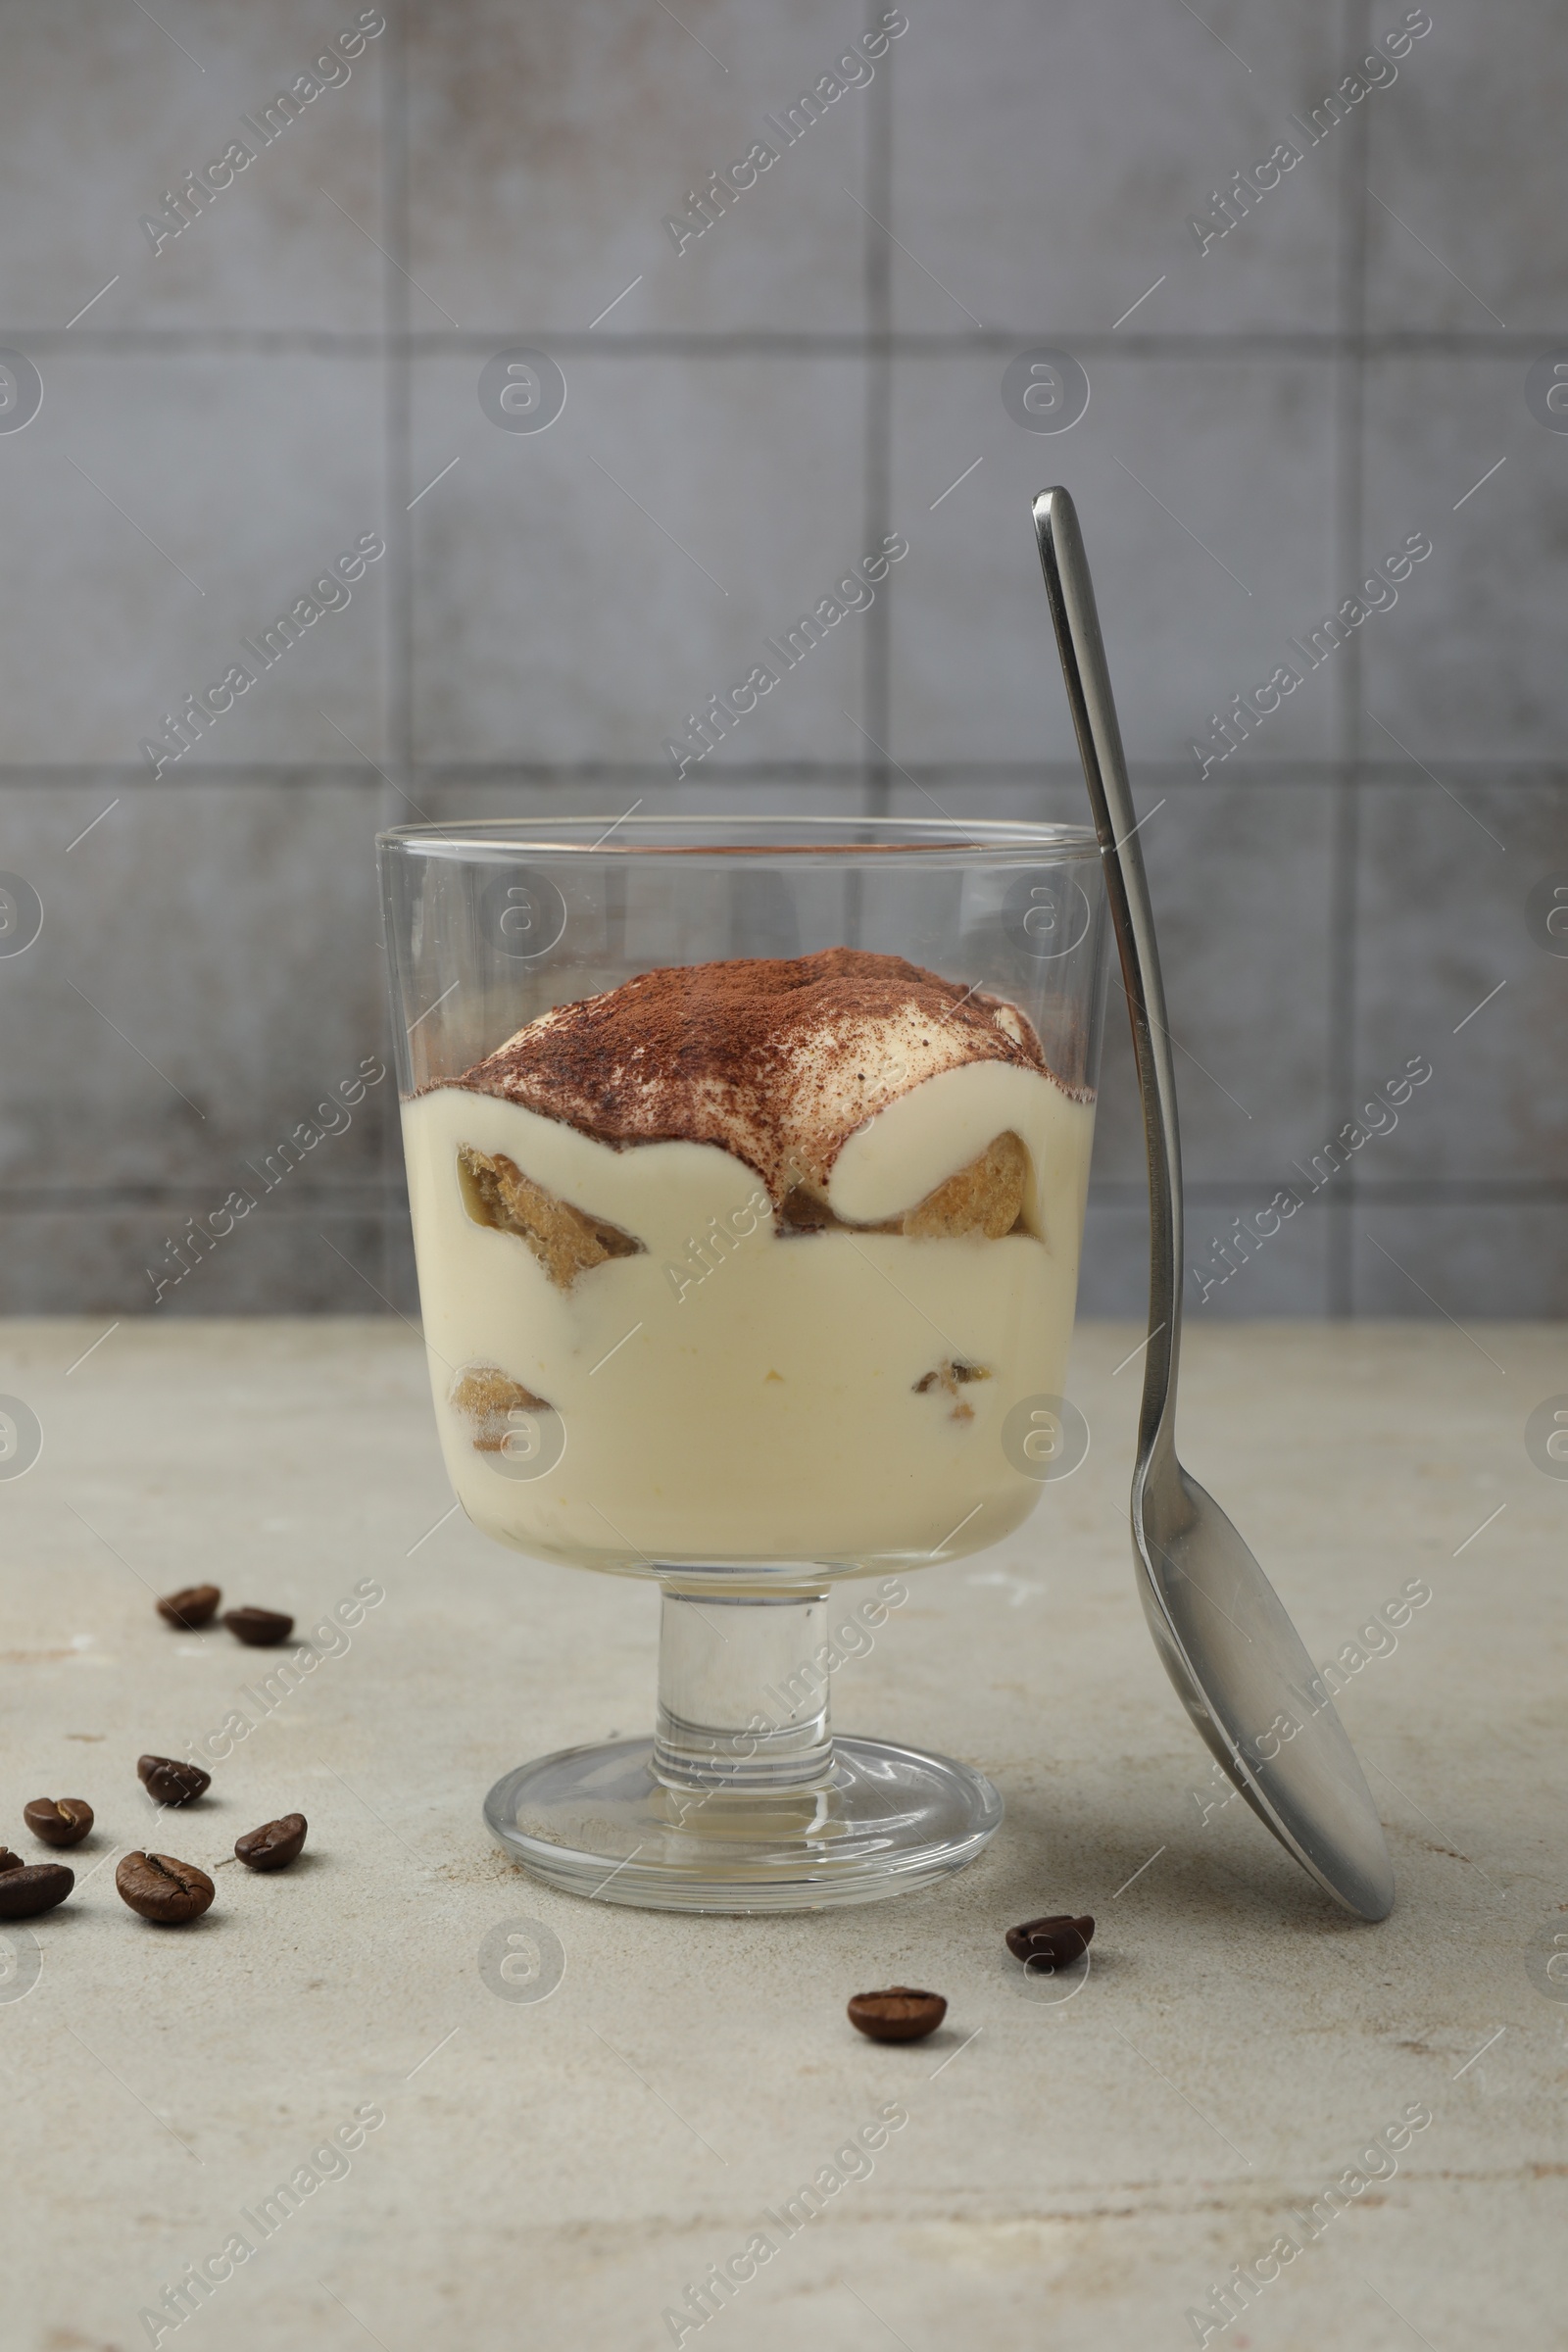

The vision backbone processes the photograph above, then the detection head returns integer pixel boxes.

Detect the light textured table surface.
[1,1316,1564,2352]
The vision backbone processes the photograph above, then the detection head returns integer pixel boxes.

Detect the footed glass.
[379,815,1108,1911]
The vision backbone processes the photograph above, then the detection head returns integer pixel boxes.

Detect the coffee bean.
[1004,1913,1095,1969]
[222,1606,293,1647]
[0,1848,24,1875]
[23,1798,93,1848]
[137,1754,211,1806]
[0,1864,74,1920]
[234,1814,307,1872]
[157,1583,221,1630]
[116,1851,215,1924]
[847,1986,948,2043]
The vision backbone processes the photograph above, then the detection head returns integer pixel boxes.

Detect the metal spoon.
[1031,486,1395,1922]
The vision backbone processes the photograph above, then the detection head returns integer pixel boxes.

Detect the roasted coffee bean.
[23,1798,93,1848]
[847,1986,948,2043]
[1004,1912,1095,1969]
[137,1754,211,1806]
[0,1847,26,1875]
[0,1863,74,1919]
[222,1605,293,1647]
[234,1813,307,1872]
[116,1851,215,1924]
[157,1582,221,1630]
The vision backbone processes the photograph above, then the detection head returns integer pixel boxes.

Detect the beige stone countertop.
[0,1316,1564,2351]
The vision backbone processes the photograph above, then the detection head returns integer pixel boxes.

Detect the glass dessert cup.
[379,815,1108,1911]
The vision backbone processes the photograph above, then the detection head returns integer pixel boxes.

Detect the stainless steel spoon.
[1031,485,1395,1922]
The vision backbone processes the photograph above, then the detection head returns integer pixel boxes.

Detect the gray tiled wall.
[0,0,1562,1320]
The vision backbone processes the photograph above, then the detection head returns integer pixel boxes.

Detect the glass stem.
[653,1588,835,1791]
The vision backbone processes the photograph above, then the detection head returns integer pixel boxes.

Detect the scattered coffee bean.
[24,1798,93,1848]
[116,1851,215,1925]
[0,1863,74,1920]
[0,1848,25,1875]
[1004,1913,1095,1969]
[847,1986,948,2043]
[223,1606,293,1647]
[137,1754,211,1806]
[234,1814,307,1872]
[157,1583,221,1630]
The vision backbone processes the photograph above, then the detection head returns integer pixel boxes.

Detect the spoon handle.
[1031,487,1181,1471]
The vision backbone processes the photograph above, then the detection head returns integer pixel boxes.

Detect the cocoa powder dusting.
[444,947,1076,1200]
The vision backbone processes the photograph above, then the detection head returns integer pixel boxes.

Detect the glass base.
[483,1734,1003,1914]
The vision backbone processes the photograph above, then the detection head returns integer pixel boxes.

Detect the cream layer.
[402,1064,1095,1572]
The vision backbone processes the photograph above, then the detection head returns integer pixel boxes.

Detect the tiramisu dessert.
[402,948,1095,1568]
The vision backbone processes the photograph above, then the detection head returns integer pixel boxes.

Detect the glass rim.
[376,812,1102,863]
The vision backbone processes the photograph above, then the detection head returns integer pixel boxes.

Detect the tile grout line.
[1326,0,1372,1319]
[3,327,1552,357]
[862,45,894,829]
[2,759,1565,786]
[378,0,415,1315]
